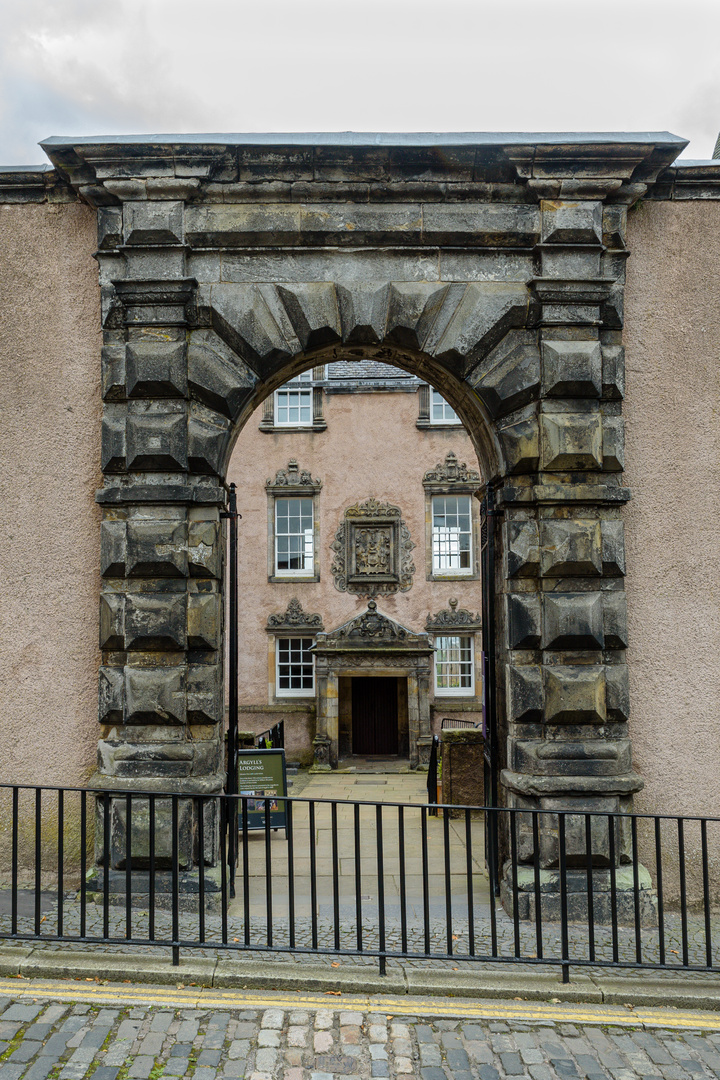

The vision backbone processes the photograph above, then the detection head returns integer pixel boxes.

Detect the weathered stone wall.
[624,201,720,829]
[440,728,485,813]
[0,202,101,789]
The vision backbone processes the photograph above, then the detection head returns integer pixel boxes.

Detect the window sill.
[417,419,464,429]
[269,574,319,584]
[259,421,327,433]
[428,573,478,582]
[432,697,480,707]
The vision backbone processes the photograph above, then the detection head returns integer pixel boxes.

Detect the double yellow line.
[1,978,719,1031]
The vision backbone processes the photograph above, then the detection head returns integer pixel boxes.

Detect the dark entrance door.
[351,677,398,755]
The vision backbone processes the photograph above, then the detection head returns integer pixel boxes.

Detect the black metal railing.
[256,721,284,750]
[1,782,719,981]
[426,734,440,816]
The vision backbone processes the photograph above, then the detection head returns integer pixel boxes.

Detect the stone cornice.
[27,132,688,207]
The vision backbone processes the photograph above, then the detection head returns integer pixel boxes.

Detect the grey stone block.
[540,409,603,471]
[187,334,255,420]
[541,339,602,398]
[107,794,194,869]
[126,341,187,399]
[541,200,602,244]
[188,519,221,578]
[472,330,541,419]
[99,594,125,650]
[498,413,540,474]
[277,282,342,350]
[602,414,625,471]
[507,593,542,649]
[187,662,222,724]
[187,401,231,475]
[336,282,389,344]
[506,664,543,723]
[24,1062,57,1080]
[187,591,221,649]
[8,1039,43,1061]
[542,592,604,650]
[126,403,188,471]
[101,520,127,577]
[506,519,540,578]
[540,519,602,577]
[102,345,126,400]
[602,591,628,649]
[98,665,124,723]
[126,520,188,578]
[101,407,127,472]
[125,593,187,651]
[543,664,606,724]
[124,201,184,245]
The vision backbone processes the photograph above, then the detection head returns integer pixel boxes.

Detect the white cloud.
[1,0,719,164]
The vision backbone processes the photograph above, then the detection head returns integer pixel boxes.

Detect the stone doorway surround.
[36,131,688,909]
[313,602,433,770]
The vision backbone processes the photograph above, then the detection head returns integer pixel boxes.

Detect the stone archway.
[43,132,684,909]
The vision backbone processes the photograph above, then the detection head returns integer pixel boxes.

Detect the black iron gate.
[480,483,499,896]
[221,482,240,896]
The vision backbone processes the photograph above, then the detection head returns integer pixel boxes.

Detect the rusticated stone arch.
[72,132,685,912]
[185,277,540,481]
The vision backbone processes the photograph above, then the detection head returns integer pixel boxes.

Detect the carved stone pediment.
[315,601,431,656]
[336,600,407,640]
[426,597,482,632]
[266,459,322,493]
[266,597,324,633]
[423,451,481,489]
[331,498,415,597]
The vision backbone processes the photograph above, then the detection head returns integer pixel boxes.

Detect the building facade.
[2,132,720,906]
[228,361,485,767]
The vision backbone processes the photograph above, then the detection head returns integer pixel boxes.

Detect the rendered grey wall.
[0,202,101,788]
[624,200,720,821]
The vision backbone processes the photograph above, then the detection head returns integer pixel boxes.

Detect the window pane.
[276,498,314,574]
[431,389,459,423]
[434,635,473,693]
[274,387,312,425]
[432,496,472,573]
[277,637,314,694]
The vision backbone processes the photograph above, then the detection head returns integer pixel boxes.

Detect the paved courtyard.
[2,981,720,1080]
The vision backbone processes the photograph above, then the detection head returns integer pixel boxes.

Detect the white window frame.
[274,376,313,427]
[430,389,461,425]
[275,636,315,697]
[274,496,315,578]
[431,494,473,576]
[433,634,475,696]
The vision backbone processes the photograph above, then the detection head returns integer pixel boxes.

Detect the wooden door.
[351,677,398,755]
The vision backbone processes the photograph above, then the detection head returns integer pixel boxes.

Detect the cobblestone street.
[2,983,720,1079]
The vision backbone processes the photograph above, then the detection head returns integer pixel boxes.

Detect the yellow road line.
[1,978,720,1030]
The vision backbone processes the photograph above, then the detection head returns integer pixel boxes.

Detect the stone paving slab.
[3,982,720,1079]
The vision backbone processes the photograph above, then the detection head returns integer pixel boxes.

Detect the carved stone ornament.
[266,597,324,633]
[331,498,415,597]
[426,597,482,632]
[422,451,481,488]
[266,459,322,493]
[337,599,408,641]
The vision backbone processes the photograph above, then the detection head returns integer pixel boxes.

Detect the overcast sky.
[1,0,719,166]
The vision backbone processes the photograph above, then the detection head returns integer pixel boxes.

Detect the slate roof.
[325,359,419,391]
